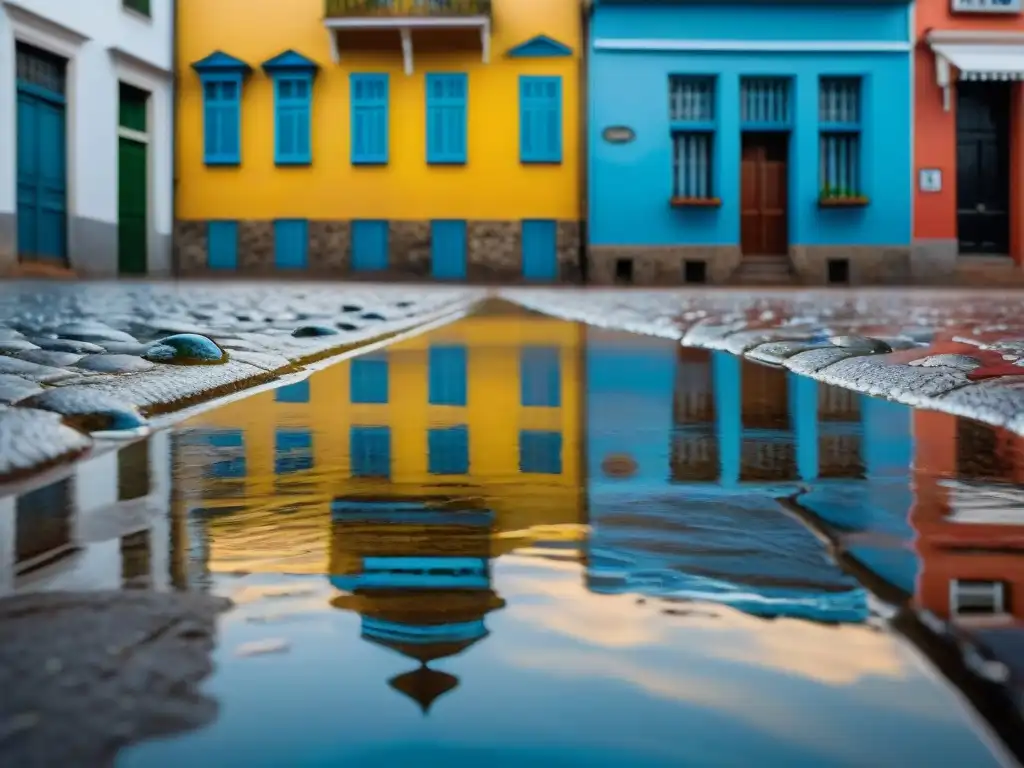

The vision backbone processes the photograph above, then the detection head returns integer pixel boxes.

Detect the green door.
[118,83,148,275]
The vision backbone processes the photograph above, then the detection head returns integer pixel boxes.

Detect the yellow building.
[174,0,583,281]
[171,312,587,577]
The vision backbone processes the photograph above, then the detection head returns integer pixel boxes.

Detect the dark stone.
[291,325,339,338]
[341,304,361,313]
[360,312,385,321]
[828,335,893,355]
[144,334,227,365]
[337,322,359,331]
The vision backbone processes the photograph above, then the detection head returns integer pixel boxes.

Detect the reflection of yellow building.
[173,312,587,575]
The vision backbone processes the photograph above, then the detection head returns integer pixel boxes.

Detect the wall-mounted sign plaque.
[919,168,942,193]
[951,0,1020,14]
[602,126,636,144]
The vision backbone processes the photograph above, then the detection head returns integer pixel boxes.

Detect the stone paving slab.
[0,282,482,485]
[0,590,231,768]
[499,287,1024,438]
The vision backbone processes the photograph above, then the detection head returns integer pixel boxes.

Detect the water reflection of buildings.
[586,330,873,623]
[0,434,172,593]
[912,411,1024,627]
[172,311,587,708]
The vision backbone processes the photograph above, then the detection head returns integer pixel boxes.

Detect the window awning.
[927,31,1024,110]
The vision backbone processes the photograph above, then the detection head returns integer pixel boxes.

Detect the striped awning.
[931,43,1024,81]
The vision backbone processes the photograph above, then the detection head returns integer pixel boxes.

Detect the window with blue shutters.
[201,78,242,165]
[426,73,467,164]
[819,77,864,203]
[519,75,562,164]
[520,346,561,407]
[207,220,237,270]
[275,428,313,475]
[429,345,467,406]
[350,354,389,403]
[351,426,391,478]
[351,73,388,165]
[428,425,470,475]
[669,75,716,201]
[275,379,309,403]
[273,76,312,165]
[201,430,246,479]
[519,430,562,475]
[273,219,308,269]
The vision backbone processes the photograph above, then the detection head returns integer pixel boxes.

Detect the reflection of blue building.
[329,501,505,712]
[585,331,880,622]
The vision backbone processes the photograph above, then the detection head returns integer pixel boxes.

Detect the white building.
[0,431,173,594]
[0,0,174,277]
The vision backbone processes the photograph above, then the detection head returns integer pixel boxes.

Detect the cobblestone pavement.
[501,287,1024,436]
[0,281,482,484]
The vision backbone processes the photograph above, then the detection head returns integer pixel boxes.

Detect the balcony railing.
[325,0,492,17]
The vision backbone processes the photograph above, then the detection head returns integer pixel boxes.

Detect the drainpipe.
[170,0,180,280]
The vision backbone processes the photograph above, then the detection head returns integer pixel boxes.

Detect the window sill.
[670,197,721,208]
[352,159,388,167]
[122,7,152,23]
[819,196,869,208]
[521,158,563,165]
[427,160,468,166]
[205,159,241,168]
[275,159,312,167]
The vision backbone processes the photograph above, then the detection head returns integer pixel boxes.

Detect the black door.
[956,82,1010,255]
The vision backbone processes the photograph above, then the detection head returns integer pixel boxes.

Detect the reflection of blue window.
[350,354,388,404]
[520,346,561,407]
[429,345,467,405]
[519,430,562,474]
[275,379,310,403]
[203,430,246,478]
[428,425,469,475]
[275,429,313,474]
[351,426,391,478]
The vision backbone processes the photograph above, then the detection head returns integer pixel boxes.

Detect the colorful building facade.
[586,0,913,286]
[174,0,583,281]
[0,0,174,277]
[915,0,1024,278]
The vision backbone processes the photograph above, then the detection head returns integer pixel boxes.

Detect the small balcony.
[323,0,493,74]
[325,0,492,19]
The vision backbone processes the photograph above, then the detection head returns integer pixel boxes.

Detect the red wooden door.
[740,133,788,256]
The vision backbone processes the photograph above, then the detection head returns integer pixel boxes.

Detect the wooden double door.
[740,133,788,257]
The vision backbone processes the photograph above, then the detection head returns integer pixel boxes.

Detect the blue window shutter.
[274,428,313,474]
[350,426,391,478]
[350,355,389,403]
[430,219,467,279]
[274,76,312,165]
[275,379,310,403]
[202,77,242,165]
[426,73,467,164]
[428,345,468,405]
[428,425,470,475]
[351,73,389,164]
[519,430,563,474]
[273,219,308,268]
[207,220,238,270]
[519,76,562,164]
[202,429,246,478]
[350,220,389,271]
[520,346,561,406]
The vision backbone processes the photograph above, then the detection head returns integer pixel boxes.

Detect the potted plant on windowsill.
[818,186,869,208]
[669,196,722,208]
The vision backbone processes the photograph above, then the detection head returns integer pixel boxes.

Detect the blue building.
[586,0,913,286]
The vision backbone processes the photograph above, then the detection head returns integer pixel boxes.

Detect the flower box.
[669,196,722,208]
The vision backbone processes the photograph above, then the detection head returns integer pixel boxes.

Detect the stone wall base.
[587,245,742,286]
[911,239,958,284]
[789,245,912,286]
[175,218,582,283]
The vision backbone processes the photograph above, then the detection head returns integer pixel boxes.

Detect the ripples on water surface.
[6,306,1024,766]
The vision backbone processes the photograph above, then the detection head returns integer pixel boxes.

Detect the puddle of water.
[3,312,1023,766]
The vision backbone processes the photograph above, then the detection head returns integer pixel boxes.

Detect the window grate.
[740,77,790,125]
[673,133,713,199]
[669,76,715,123]
[820,77,860,124]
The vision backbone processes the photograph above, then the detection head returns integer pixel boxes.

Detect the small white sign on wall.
[919,169,942,192]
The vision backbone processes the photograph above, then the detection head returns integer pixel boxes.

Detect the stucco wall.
[587,2,913,249]
[0,0,174,276]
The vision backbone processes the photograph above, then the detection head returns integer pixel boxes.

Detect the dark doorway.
[956,82,1010,255]
[740,133,789,256]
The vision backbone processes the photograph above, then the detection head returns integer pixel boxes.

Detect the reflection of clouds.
[498,555,906,685]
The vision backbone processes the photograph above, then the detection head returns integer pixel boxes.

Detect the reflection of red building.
[911,411,1024,624]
